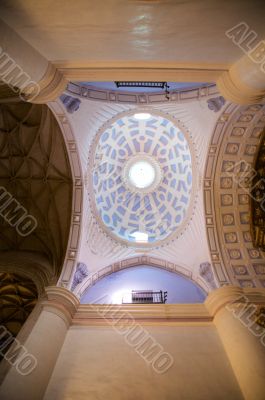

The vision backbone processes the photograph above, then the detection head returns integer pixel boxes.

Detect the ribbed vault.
[0,99,73,285]
[0,272,38,358]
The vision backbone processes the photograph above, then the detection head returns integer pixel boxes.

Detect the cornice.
[55,61,228,83]
[73,303,212,326]
[37,286,265,326]
[67,81,219,105]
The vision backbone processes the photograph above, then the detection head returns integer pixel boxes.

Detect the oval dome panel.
[89,112,194,247]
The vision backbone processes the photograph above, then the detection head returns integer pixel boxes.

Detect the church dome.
[88,111,194,247]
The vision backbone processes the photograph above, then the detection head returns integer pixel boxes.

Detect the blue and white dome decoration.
[89,112,194,247]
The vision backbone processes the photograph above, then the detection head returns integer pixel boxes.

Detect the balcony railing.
[122,290,168,304]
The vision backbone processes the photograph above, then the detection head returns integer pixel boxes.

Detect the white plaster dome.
[89,112,194,247]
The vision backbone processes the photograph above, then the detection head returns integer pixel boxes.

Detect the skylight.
[128,160,155,189]
[130,231,149,243]
[133,113,151,120]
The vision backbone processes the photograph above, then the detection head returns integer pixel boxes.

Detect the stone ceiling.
[0,99,73,287]
[0,271,38,355]
[0,1,264,64]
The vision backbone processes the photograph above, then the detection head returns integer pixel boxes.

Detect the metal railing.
[122,290,168,304]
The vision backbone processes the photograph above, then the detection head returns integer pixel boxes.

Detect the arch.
[204,102,265,288]
[74,256,209,298]
[48,100,83,290]
[0,252,51,295]
[80,265,206,304]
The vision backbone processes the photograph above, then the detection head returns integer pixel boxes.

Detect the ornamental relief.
[86,110,197,249]
[204,102,265,288]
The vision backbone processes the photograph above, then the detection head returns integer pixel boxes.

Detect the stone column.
[217,53,265,105]
[0,19,66,103]
[206,286,265,400]
[0,286,79,400]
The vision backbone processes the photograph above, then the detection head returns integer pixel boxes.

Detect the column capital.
[0,20,67,103]
[217,54,265,105]
[29,63,67,104]
[205,285,265,316]
[41,286,79,326]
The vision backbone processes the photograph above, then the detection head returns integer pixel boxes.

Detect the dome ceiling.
[89,112,194,247]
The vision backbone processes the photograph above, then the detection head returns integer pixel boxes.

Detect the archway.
[80,265,206,304]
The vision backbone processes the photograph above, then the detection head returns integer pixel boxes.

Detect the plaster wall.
[44,324,243,400]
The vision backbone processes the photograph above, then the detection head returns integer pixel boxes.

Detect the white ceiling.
[63,92,224,283]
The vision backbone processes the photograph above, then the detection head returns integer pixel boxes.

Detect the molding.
[32,286,265,326]
[48,101,83,290]
[75,255,207,298]
[54,61,228,82]
[67,82,219,105]
[199,262,218,290]
[204,103,265,288]
[73,303,212,326]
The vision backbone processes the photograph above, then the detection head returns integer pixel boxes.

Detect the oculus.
[128,160,155,189]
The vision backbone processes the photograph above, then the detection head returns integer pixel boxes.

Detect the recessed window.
[133,113,151,120]
[130,231,149,243]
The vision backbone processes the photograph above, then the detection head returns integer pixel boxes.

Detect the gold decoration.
[251,129,265,251]
[255,306,265,328]
[0,272,38,357]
